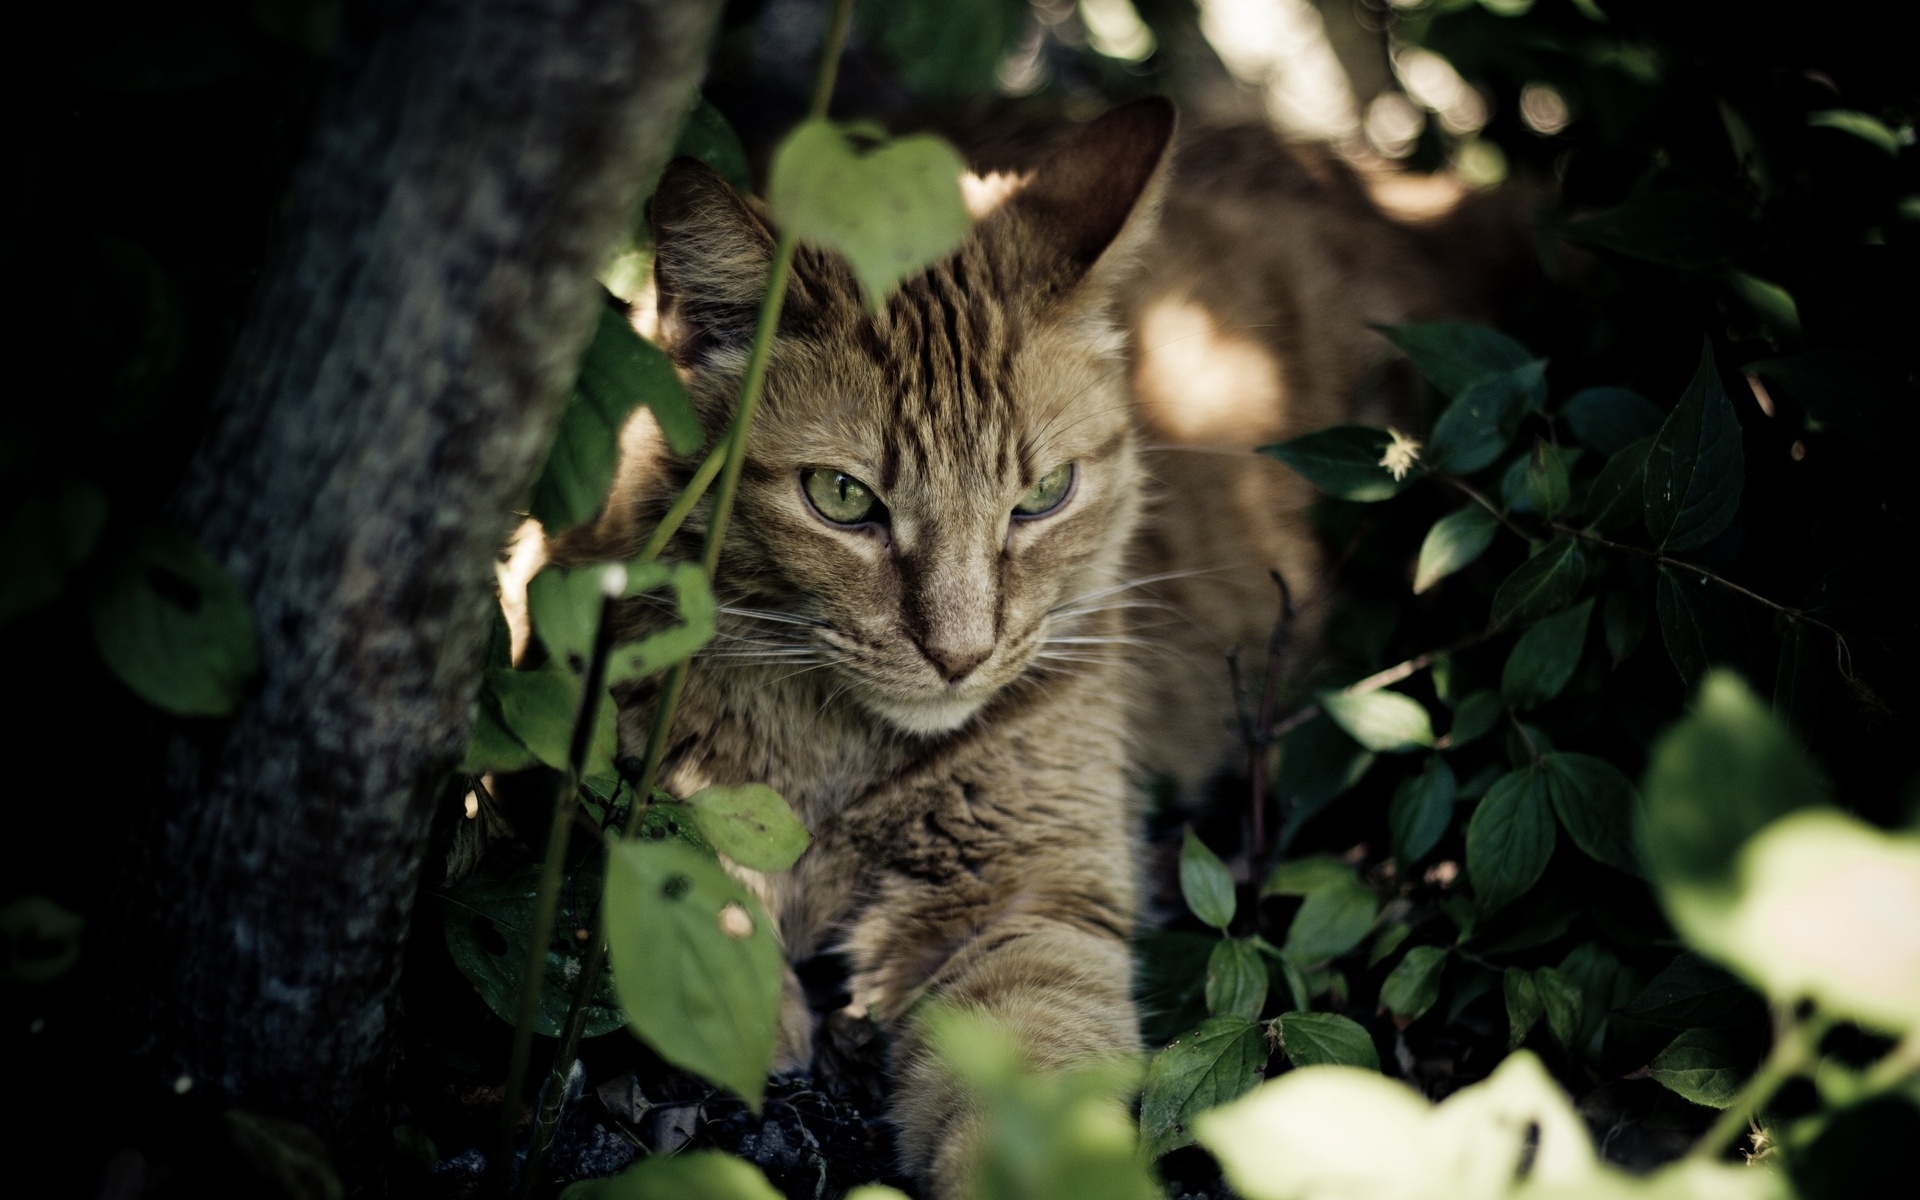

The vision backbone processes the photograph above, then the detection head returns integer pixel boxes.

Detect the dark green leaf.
[1466,768,1556,914]
[1274,716,1375,852]
[674,96,752,193]
[1447,690,1504,747]
[1389,756,1456,865]
[1502,599,1593,710]
[461,693,538,774]
[531,310,700,534]
[1180,828,1236,930]
[1647,1029,1749,1109]
[1534,966,1584,1052]
[0,480,108,626]
[1278,1011,1379,1070]
[1257,426,1412,502]
[1282,874,1378,964]
[1603,588,1649,663]
[1425,361,1548,473]
[0,895,85,984]
[528,565,610,673]
[1206,938,1268,1020]
[1523,441,1571,517]
[1490,538,1586,628]
[1561,191,1755,269]
[1655,566,1746,686]
[560,1150,783,1200]
[487,666,617,778]
[87,522,258,716]
[1582,438,1653,534]
[1542,753,1641,874]
[1379,945,1447,1022]
[1503,968,1541,1050]
[1643,342,1743,553]
[1564,387,1665,455]
[1749,349,1914,448]
[604,839,784,1107]
[1638,671,1826,891]
[1368,922,1412,968]
[1772,619,1827,737]
[1620,952,1767,1029]
[438,861,624,1040]
[1414,505,1500,594]
[684,784,811,873]
[1319,688,1433,752]
[1135,932,1216,1043]
[1378,322,1536,398]
[1140,1015,1268,1157]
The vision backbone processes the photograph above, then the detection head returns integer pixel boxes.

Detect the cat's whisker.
[717,605,830,629]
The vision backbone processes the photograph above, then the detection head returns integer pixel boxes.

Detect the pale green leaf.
[1320,688,1433,753]
[1647,1029,1748,1109]
[685,783,812,873]
[1414,505,1500,594]
[1181,827,1237,929]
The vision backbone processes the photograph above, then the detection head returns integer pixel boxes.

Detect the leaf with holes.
[605,839,784,1107]
[684,783,811,873]
[1414,505,1500,595]
[1490,538,1586,629]
[1644,342,1743,553]
[1258,426,1412,502]
[1466,768,1556,914]
[607,561,717,685]
[1320,688,1433,753]
[86,522,257,716]
[1139,1015,1269,1158]
[1180,827,1237,930]
[1278,1011,1379,1070]
[769,120,970,310]
[1206,938,1268,1020]
[438,862,624,1040]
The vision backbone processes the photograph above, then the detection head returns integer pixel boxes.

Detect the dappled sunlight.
[1132,296,1288,446]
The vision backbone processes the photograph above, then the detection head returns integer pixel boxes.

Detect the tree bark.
[116,0,722,1169]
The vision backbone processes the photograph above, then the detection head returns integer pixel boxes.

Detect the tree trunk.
[116,0,722,1170]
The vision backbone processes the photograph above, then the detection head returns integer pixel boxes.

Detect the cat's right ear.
[1009,97,1177,294]
[650,158,777,364]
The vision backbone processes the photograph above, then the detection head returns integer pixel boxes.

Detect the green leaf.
[1424,361,1548,473]
[1206,938,1269,1020]
[1274,716,1375,851]
[1369,923,1412,968]
[1257,426,1413,502]
[528,565,610,673]
[1503,968,1541,1050]
[1319,689,1433,752]
[1261,856,1354,897]
[1639,671,1826,891]
[1647,1029,1748,1109]
[1539,753,1640,873]
[1413,505,1499,594]
[769,121,971,311]
[487,666,616,777]
[1807,108,1902,155]
[1724,269,1800,341]
[1447,690,1504,747]
[461,693,538,774]
[604,839,784,1107]
[0,895,85,984]
[1278,1011,1379,1070]
[1377,322,1536,399]
[1180,828,1237,930]
[1643,342,1743,553]
[531,311,699,534]
[1390,756,1457,865]
[1501,599,1593,710]
[438,861,624,1039]
[1522,441,1571,517]
[1139,1016,1268,1158]
[684,783,811,873]
[1489,537,1586,628]
[1561,190,1755,269]
[1603,588,1650,664]
[0,479,108,626]
[1657,563,1748,687]
[1282,874,1378,964]
[675,96,752,193]
[1563,387,1664,455]
[86,522,258,716]
[1379,945,1447,1022]
[560,1150,783,1200]
[1466,768,1556,914]
[1533,966,1585,1052]
[1620,952,1766,1029]
[607,561,717,684]
[857,0,1030,98]
[1582,437,1654,534]
[1136,931,1216,1043]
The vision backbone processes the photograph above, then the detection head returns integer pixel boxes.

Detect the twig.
[1429,468,1533,541]
[635,439,728,565]
[1249,571,1295,861]
[1268,630,1498,743]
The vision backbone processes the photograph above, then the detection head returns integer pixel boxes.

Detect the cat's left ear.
[1008,97,1177,293]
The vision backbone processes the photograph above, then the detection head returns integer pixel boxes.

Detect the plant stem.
[493,583,621,1188]
[1689,1007,1830,1163]
[1249,571,1294,862]
[635,439,727,565]
[509,2,855,1187]
[1430,468,1533,541]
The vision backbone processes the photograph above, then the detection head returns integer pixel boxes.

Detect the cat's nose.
[919,639,992,683]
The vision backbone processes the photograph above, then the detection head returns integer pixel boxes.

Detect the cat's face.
[652,102,1174,734]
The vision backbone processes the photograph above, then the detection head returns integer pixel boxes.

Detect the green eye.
[1014,463,1074,517]
[802,468,878,525]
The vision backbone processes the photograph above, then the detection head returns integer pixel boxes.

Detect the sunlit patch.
[1520,82,1572,136]
[1197,0,1359,139]
[960,171,1031,221]
[1132,297,1287,446]
[1365,92,1426,159]
[1396,46,1487,136]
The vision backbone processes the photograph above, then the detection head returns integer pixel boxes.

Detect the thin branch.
[1267,630,1499,744]
[1430,468,1532,541]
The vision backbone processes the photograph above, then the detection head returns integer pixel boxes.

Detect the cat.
[541,98,1496,1194]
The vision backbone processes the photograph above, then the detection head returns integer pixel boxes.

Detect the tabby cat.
[544,98,1491,1194]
